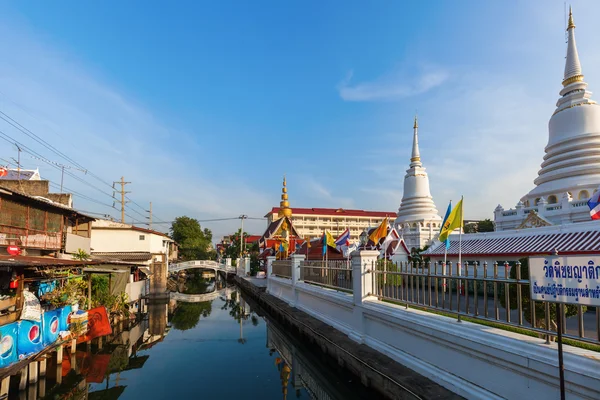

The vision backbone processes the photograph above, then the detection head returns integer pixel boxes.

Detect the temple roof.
[258,216,301,248]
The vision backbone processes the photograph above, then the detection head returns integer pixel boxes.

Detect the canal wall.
[259,252,600,400]
[235,275,462,400]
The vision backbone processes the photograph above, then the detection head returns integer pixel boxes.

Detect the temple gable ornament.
[517,211,553,229]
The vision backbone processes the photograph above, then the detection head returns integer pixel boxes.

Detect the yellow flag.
[438,198,463,243]
[325,231,337,248]
[369,217,388,245]
[305,237,311,248]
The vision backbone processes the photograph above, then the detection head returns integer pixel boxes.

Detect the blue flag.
[322,232,326,257]
[441,202,452,250]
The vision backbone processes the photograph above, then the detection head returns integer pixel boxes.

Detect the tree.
[170,301,212,331]
[478,219,495,232]
[223,229,248,261]
[170,216,215,261]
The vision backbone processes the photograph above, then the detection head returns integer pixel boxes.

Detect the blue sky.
[0,1,598,239]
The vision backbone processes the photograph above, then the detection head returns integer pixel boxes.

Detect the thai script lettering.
[542,259,599,283]
[532,282,600,302]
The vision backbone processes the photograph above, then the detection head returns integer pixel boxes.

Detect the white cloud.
[338,67,449,102]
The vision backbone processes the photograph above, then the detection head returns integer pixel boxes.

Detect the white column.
[290,254,305,285]
[349,249,379,344]
[266,256,276,294]
[225,257,232,267]
[244,256,251,276]
[351,250,379,306]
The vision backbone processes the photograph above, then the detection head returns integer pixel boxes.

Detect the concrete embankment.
[235,276,462,400]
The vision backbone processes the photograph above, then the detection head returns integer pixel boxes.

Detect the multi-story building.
[90,219,178,264]
[265,207,396,242]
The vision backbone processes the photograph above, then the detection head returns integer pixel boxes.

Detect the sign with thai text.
[529,255,600,307]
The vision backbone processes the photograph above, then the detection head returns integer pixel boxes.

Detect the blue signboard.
[43,309,61,346]
[0,322,18,367]
[17,320,44,357]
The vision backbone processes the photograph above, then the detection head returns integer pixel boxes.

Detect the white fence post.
[290,254,305,307]
[244,256,251,276]
[349,249,379,343]
[266,256,276,293]
[225,258,232,267]
[290,254,305,286]
[351,249,379,306]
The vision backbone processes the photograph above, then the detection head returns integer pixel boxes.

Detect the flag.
[369,217,388,246]
[325,231,336,248]
[322,231,337,256]
[439,198,463,243]
[334,228,350,247]
[440,201,452,249]
[305,237,311,248]
[588,187,600,220]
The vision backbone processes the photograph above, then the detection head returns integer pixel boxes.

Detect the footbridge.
[168,260,237,274]
[170,288,227,303]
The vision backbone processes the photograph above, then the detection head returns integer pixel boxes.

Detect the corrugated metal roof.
[426,229,600,257]
[92,252,153,262]
[0,255,101,267]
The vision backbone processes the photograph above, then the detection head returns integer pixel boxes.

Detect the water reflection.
[38,270,380,399]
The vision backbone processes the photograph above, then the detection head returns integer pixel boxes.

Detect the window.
[579,190,590,200]
[547,195,557,204]
[139,235,145,240]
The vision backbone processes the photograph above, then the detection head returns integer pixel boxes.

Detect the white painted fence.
[265,252,600,400]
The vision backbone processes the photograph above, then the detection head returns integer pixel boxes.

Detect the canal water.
[36,272,384,400]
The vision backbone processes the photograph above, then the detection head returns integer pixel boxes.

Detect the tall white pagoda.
[495,8,600,230]
[394,116,442,248]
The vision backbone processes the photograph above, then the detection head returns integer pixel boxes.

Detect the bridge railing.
[272,260,292,279]
[372,260,600,347]
[300,260,352,292]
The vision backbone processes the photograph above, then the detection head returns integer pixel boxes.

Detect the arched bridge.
[168,260,237,274]
[170,288,227,303]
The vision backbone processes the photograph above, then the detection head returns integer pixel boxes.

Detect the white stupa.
[394,116,442,248]
[495,8,600,230]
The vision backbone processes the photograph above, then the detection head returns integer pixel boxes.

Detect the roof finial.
[567,5,575,30]
[410,115,421,166]
[562,6,584,87]
[278,174,292,218]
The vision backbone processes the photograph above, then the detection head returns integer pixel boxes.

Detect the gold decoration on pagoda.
[278,175,293,218]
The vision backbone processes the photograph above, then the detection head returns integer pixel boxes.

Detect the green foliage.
[170,216,215,261]
[375,259,403,286]
[72,249,90,261]
[223,229,247,261]
[170,301,212,331]
[500,258,585,330]
[478,219,495,232]
[46,277,87,308]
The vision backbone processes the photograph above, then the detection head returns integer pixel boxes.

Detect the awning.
[139,266,152,276]
[82,265,130,274]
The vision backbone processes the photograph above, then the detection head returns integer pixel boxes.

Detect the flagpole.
[458,195,464,295]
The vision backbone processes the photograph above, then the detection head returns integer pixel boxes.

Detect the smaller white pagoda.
[394,116,442,249]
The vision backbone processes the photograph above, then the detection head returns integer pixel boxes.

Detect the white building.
[90,219,177,265]
[394,117,442,249]
[495,8,600,230]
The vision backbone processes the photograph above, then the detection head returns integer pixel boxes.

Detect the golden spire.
[278,175,292,218]
[413,114,418,129]
[567,5,575,30]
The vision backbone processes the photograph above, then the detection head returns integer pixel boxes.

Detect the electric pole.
[239,215,248,258]
[148,202,153,230]
[113,176,131,223]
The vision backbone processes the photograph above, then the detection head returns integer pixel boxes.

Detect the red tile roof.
[244,235,262,244]
[265,207,396,218]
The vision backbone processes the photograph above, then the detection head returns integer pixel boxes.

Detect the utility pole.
[15,144,21,180]
[113,176,131,223]
[148,202,153,230]
[239,215,248,258]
